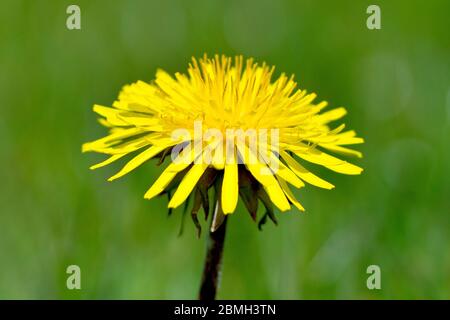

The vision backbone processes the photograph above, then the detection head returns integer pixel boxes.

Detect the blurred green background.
[1,0,449,299]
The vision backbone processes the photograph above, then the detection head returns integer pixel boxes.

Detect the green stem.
[198,213,227,300]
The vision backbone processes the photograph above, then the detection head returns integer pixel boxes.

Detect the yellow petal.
[144,148,197,199]
[263,150,304,188]
[90,154,127,170]
[334,130,365,145]
[117,113,162,128]
[319,144,363,158]
[263,184,291,212]
[91,136,151,155]
[277,178,305,211]
[236,141,290,211]
[108,145,170,181]
[236,142,273,186]
[280,150,335,189]
[93,104,129,126]
[82,128,143,153]
[315,107,347,124]
[222,162,238,214]
[168,163,208,208]
[144,163,188,200]
[211,143,225,170]
[294,148,363,175]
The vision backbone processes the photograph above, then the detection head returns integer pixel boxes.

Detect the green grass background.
[1,0,449,299]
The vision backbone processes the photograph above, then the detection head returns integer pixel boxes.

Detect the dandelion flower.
[83,55,363,232]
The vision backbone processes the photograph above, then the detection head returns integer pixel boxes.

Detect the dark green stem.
[198,215,227,300]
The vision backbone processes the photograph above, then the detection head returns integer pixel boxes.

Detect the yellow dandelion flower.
[83,54,363,233]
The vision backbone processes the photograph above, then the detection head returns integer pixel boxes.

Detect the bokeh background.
[1,0,449,299]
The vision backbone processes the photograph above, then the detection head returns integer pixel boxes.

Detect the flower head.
[83,55,363,233]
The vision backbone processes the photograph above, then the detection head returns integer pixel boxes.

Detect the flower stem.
[198,213,228,300]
